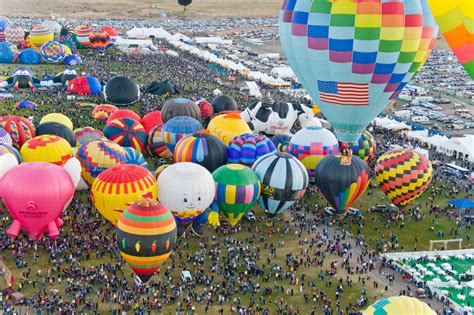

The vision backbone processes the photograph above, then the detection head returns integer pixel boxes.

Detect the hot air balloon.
[363,296,435,315]
[40,113,73,130]
[272,134,291,152]
[64,54,81,66]
[428,0,473,79]
[0,128,12,146]
[91,164,157,225]
[0,116,35,149]
[0,42,18,63]
[0,20,6,42]
[340,130,376,163]
[0,144,21,162]
[40,41,66,63]
[147,125,172,159]
[228,134,276,167]
[279,0,434,142]
[174,131,227,173]
[162,116,203,153]
[107,109,141,125]
[20,135,73,165]
[211,94,237,114]
[15,100,38,109]
[67,76,102,95]
[212,164,260,226]
[74,127,104,146]
[19,49,41,64]
[29,25,54,48]
[162,98,201,123]
[92,104,119,120]
[5,26,24,46]
[195,99,213,120]
[315,153,370,215]
[207,112,251,146]
[116,199,177,282]
[77,140,127,186]
[74,25,92,48]
[36,122,76,147]
[0,156,80,240]
[89,31,110,51]
[104,76,140,106]
[141,111,163,134]
[288,126,339,178]
[104,118,147,153]
[123,147,149,168]
[157,162,215,235]
[155,164,170,180]
[252,152,308,217]
[375,149,433,208]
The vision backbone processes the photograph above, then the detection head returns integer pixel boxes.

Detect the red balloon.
[141,111,163,134]
[107,109,141,125]
[101,26,118,37]
[0,116,36,149]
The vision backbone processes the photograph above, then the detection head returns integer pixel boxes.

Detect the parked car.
[347,207,363,217]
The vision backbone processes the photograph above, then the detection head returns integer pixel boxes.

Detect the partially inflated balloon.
[375,149,432,207]
[363,296,435,315]
[428,0,473,79]
[116,199,177,282]
[104,118,147,153]
[279,0,434,142]
[91,164,157,225]
[0,116,36,149]
[252,152,308,217]
[207,113,251,146]
[212,164,260,226]
[92,104,118,120]
[228,134,276,167]
[74,127,104,146]
[315,154,370,215]
[40,113,73,130]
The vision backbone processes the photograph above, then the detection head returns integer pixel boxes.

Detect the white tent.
[436,135,474,162]
[271,67,294,79]
[244,81,262,98]
[126,27,171,39]
[114,37,153,48]
[195,37,232,45]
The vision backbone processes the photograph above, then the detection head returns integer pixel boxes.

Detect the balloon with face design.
[157,162,215,226]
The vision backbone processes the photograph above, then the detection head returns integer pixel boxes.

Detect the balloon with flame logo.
[116,199,177,282]
[91,164,157,225]
[252,152,308,217]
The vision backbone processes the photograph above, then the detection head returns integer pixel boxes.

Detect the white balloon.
[0,153,19,180]
[63,158,81,188]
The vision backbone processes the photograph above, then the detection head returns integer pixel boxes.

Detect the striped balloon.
[228,134,276,167]
[77,140,126,186]
[123,147,149,169]
[162,116,203,153]
[0,116,36,149]
[288,126,339,178]
[74,127,104,146]
[0,144,22,162]
[252,152,308,217]
[174,132,227,173]
[0,127,12,146]
[375,149,432,207]
[315,154,370,215]
[147,124,172,159]
[104,118,147,153]
[91,164,157,225]
[20,135,73,165]
[272,134,291,153]
[116,199,177,282]
[29,25,54,48]
[213,164,261,226]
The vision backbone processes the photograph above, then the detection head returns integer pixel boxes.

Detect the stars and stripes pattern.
[317,81,369,106]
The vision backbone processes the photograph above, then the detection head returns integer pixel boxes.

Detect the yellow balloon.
[363,296,435,315]
[207,112,251,146]
[20,135,73,165]
[91,164,158,225]
[40,113,74,130]
[61,44,72,56]
[29,25,54,48]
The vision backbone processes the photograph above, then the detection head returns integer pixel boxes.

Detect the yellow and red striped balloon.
[375,149,432,207]
[116,199,177,282]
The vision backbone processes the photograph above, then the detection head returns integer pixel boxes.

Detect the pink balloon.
[1,162,75,240]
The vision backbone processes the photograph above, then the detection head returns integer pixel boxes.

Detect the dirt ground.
[0,0,282,19]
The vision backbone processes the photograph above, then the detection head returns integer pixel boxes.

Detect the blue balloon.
[0,42,17,63]
[19,49,41,64]
[123,147,149,169]
[64,54,81,66]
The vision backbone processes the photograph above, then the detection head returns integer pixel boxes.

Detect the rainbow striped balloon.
[228,134,276,167]
[428,0,474,79]
[116,199,177,282]
[213,164,261,226]
[162,116,203,153]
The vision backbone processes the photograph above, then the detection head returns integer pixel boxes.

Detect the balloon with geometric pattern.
[77,139,127,186]
[428,0,474,79]
[315,153,370,215]
[363,296,435,315]
[20,135,73,166]
[91,164,157,225]
[116,199,177,282]
[375,149,433,208]
[5,26,24,46]
[340,130,376,163]
[40,41,66,63]
[162,116,203,153]
[74,127,104,146]
[92,104,119,120]
[279,0,435,143]
[123,147,149,169]
[104,118,147,153]
[0,116,36,149]
[212,164,261,226]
